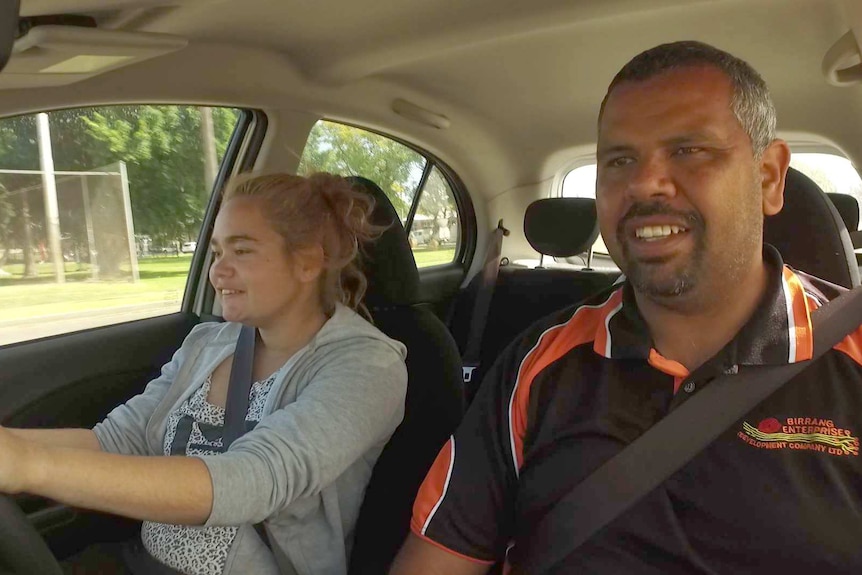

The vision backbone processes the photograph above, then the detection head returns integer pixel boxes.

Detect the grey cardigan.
[93,304,408,575]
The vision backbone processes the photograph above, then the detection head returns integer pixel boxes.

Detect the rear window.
[560,163,613,262]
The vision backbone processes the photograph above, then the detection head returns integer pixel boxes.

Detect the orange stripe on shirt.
[783,267,814,362]
[648,348,690,378]
[509,289,623,472]
[805,287,862,366]
[834,324,862,366]
[593,289,624,358]
[647,349,690,393]
[411,437,454,536]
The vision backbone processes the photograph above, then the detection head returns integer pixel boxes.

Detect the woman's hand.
[0,425,214,525]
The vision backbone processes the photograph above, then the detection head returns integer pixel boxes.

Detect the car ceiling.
[5,0,862,204]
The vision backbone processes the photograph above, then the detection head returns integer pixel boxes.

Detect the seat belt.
[518,286,862,574]
[222,324,274,551]
[461,219,509,387]
[223,324,256,449]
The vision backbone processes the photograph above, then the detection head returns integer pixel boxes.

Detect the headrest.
[347,176,420,307]
[524,198,600,257]
[827,192,860,231]
[764,167,859,288]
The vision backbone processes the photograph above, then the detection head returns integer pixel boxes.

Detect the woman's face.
[209,197,322,327]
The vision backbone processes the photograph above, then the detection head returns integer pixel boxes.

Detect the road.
[0,302,181,346]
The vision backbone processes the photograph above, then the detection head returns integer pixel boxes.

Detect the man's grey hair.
[599,41,776,157]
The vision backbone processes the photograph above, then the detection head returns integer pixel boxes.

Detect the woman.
[0,173,408,574]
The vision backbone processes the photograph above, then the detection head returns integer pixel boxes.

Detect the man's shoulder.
[790,266,847,305]
[507,283,625,362]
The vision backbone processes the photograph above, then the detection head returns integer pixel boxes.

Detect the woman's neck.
[256,299,329,361]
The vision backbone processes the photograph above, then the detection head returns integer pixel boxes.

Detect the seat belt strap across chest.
[518,286,862,573]
[222,324,274,551]
[223,323,256,449]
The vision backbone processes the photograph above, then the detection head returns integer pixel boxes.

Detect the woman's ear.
[294,245,325,284]
[761,139,791,217]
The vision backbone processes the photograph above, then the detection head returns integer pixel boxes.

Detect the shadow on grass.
[137,269,190,280]
[0,272,94,287]
[0,268,190,287]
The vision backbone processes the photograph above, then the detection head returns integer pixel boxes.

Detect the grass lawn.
[0,255,192,321]
[0,248,456,322]
[413,247,456,268]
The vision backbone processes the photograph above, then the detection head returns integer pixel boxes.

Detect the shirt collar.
[595,245,814,367]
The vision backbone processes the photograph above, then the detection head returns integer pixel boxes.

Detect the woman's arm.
[5,427,102,451]
[94,322,221,456]
[201,339,408,526]
[0,428,214,525]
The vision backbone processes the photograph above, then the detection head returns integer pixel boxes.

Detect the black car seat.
[449,197,619,399]
[827,192,862,269]
[827,192,860,233]
[764,166,860,287]
[346,176,465,574]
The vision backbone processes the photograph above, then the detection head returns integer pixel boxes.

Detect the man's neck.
[635,263,770,372]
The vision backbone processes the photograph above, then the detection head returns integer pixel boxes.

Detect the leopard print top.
[141,373,276,575]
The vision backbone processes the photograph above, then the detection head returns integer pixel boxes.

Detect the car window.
[298,120,463,268]
[0,105,245,346]
[790,153,862,229]
[409,166,459,267]
[560,163,618,270]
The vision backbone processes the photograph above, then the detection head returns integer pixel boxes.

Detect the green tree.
[0,105,240,275]
[79,106,239,244]
[414,167,457,247]
[298,121,426,220]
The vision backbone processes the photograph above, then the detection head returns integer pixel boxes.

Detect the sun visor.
[0,25,187,89]
[0,0,19,74]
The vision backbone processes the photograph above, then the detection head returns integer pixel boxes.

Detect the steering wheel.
[0,494,62,575]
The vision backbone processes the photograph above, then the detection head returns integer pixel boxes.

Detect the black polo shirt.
[412,247,862,573]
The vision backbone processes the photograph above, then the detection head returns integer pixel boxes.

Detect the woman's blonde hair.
[221,172,382,317]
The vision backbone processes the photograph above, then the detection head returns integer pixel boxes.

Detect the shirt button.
[683,381,696,393]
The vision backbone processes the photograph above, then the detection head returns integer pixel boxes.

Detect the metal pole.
[81,175,99,280]
[118,161,139,282]
[20,192,37,278]
[36,112,65,284]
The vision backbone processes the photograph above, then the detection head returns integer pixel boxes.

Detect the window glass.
[411,166,459,268]
[299,120,463,268]
[560,163,612,257]
[0,105,242,346]
[790,153,862,229]
[298,120,427,223]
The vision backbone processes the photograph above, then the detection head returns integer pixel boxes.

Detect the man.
[390,41,862,573]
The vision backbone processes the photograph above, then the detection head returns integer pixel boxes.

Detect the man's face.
[596,65,765,305]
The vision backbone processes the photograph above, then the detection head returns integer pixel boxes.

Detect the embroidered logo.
[738,417,859,457]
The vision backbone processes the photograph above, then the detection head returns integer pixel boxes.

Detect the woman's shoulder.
[181,320,241,351]
[312,305,407,362]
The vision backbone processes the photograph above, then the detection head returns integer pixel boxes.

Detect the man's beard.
[617,202,706,299]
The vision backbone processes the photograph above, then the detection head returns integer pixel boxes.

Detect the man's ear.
[760,139,791,217]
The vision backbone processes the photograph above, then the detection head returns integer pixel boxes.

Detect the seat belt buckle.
[462,364,478,384]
